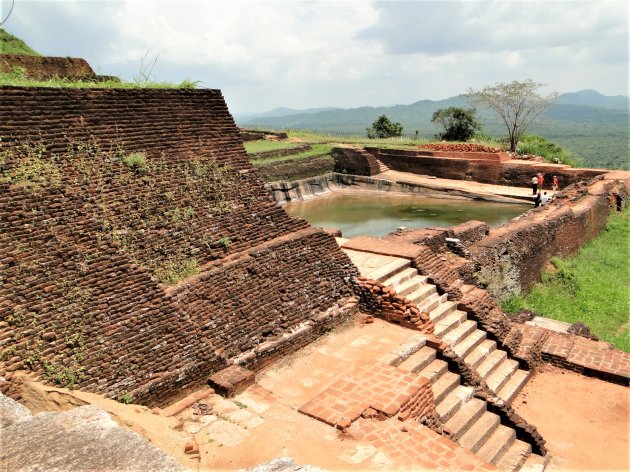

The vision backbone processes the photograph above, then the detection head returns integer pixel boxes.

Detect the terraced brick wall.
[0,87,357,405]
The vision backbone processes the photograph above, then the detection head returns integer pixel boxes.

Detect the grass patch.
[285,129,429,148]
[244,140,301,155]
[252,144,333,165]
[155,258,200,285]
[121,152,148,174]
[0,66,197,89]
[502,207,630,351]
[0,28,40,56]
[517,134,577,166]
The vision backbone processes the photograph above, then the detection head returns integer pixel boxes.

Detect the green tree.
[467,80,558,152]
[366,115,403,139]
[431,107,480,141]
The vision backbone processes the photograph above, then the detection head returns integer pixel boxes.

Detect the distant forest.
[240,91,629,170]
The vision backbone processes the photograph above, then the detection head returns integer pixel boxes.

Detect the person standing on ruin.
[531,174,539,194]
[538,173,544,191]
[553,175,559,194]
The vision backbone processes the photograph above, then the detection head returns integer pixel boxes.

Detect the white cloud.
[3,0,628,113]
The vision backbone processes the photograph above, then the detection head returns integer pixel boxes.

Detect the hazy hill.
[236,106,341,121]
[0,28,40,56]
[239,91,629,170]
[557,89,630,109]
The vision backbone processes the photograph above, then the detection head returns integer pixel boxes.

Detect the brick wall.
[468,176,628,298]
[0,55,96,80]
[340,147,608,187]
[0,87,357,405]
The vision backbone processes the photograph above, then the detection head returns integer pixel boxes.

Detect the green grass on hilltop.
[0,65,198,89]
[0,28,40,56]
[244,140,301,154]
[502,206,630,351]
[286,129,430,149]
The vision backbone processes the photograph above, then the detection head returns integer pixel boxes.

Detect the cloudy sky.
[2,0,628,114]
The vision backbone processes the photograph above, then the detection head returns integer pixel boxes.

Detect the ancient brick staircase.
[386,335,547,472]
[375,257,531,405]
[345,250,547,471]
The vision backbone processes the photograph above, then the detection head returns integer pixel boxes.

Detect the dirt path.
[513,366,629,471]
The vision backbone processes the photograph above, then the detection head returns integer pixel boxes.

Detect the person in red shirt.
[538,173,544,191]
[553,175,559,194]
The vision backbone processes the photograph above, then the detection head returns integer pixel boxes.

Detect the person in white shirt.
[540,191,552,206]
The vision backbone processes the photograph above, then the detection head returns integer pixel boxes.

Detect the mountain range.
[237,90,629,170]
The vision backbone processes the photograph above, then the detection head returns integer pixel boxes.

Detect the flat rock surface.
[0,392,32,428]
[0,395,188,472]
[244,457,325,472]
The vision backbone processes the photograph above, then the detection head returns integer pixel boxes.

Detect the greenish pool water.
[284,193,529,238]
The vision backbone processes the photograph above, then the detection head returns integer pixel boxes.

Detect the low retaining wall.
[266,173,522,205]
[333,146,608,188]
[254,153,333,182]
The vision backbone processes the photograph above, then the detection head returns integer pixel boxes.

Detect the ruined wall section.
[0,55,96,80]
[0,88,357,405]
[469,176,629,298]
[335,147,607,187]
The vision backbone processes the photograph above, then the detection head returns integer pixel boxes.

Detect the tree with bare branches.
[467,80,558,152]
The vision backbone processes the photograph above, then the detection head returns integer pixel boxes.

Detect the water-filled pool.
[284,193,529,238]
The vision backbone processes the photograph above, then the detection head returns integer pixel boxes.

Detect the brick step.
[418,358,448,382]
[435,385,475,422]
[416,292,443,314]
[495,439,532,472]
[407,284,436,306]
[486,358,519,394]
[520,453,548,472]
[443,320,477,347]
[459,411,501,453]
[464,339,497,369]
[433,310,467,338]
[398,346,437,373]
[476,424,516,465]
[443,398,486,441]
[431,371,461,404]
[497,368,530,405]
[429,300,457,324]
[453,329,487,359]
[395,277,424,297]
[381,267,419,290]
[477,348,508,379]
[371,258,411,283]
[375,159,390,173]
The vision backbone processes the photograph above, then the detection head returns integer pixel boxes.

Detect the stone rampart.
[0,87,357,405]
[0,54,96,80]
